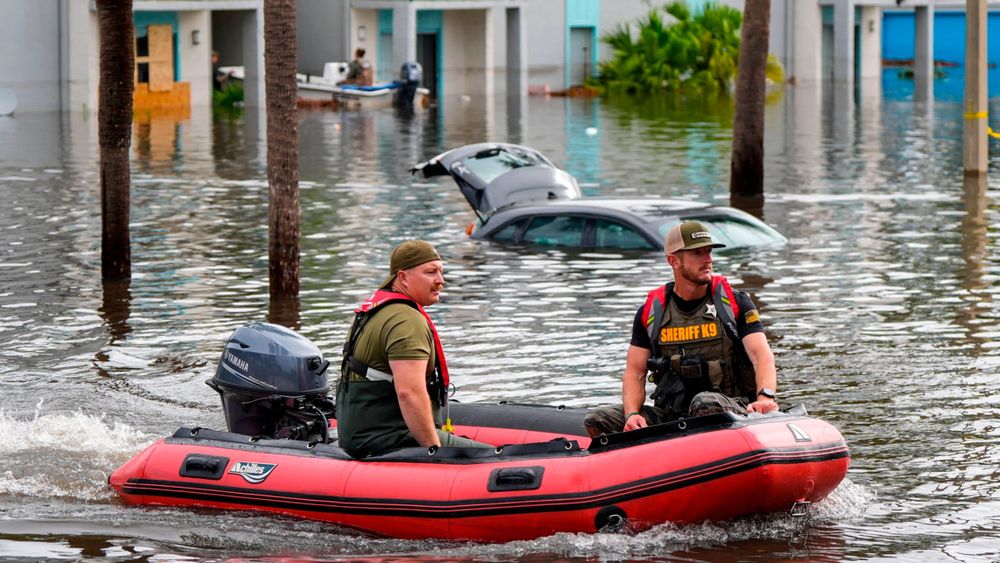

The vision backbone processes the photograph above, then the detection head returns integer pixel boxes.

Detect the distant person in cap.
[584,221,778,437]
[339,47,373,86]
[336,240,490,457]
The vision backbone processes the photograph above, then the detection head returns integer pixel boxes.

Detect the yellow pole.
[964,0,988,174]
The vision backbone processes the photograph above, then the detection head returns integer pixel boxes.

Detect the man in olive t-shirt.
[336,240,490,457]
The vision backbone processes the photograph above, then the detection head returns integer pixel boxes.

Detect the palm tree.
[96,0,134,280]
[729,0,770,208]
[264,0,301,315]
[596,3,742,95]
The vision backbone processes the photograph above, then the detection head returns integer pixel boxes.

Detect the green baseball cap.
[664,221,726,254]
[380,240,442,289]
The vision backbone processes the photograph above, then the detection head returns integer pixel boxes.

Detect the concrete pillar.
[857,7,880,79]
[179,10,211,106]
[964,0,988,174]
[241,8,265,108]
[65,0,98,114]
[914,4,934,101]
[483,8,495,100]
[833,0,855,89]
[786,0,822,84]
[857,6,881,101]
[392,2,415,70]
[506,6,527,97]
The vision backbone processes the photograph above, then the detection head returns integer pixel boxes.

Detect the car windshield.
[460,148,550,185]
[655,215,786,249]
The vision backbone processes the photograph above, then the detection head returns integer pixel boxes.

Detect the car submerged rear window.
[461,150,548,185]
[656,217,785,249]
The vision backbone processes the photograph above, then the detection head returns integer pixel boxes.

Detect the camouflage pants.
[435,429,492,449]
[583,392,749,437]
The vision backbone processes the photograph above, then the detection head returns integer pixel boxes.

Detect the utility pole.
[264,0,301,321]
[963,0,987,174]
[730,0,771,209]
[96,0,134,281]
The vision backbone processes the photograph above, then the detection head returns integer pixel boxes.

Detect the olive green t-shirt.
[347,302,435,381]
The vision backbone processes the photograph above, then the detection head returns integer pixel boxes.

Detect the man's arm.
[389,359,441,447]
[741,332,778,414]
[622,345,652,431]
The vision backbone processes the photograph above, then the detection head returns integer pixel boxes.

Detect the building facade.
[0,0,996,113]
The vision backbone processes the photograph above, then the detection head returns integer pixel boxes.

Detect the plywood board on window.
[147,24,174,92]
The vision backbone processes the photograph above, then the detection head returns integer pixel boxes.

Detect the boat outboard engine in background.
[207,322,335,443]
[394,61,423,109]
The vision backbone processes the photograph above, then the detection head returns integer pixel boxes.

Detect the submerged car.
[410,143,787,252]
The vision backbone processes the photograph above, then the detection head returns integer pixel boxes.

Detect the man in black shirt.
[584,221,779,437]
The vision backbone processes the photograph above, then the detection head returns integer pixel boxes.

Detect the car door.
[591,218,657,250]
[519,215,587,247]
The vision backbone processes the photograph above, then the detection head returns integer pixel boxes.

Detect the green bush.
[591,1,783,95]
[213,82,244,109]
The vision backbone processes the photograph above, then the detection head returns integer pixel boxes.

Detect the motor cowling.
[395,61,423,108]
[208,322,333,440]
[399,61,423,85]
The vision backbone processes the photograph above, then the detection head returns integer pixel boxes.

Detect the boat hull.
[224,68,427,110]
[109,403,849,541]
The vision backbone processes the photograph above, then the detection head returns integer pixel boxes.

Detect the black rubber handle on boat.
[487,466,545,492]
[179,454,229,480]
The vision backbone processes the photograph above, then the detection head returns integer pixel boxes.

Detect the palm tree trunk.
[96,0,134,280]
[264,0,301,307]
[729,0,770,209]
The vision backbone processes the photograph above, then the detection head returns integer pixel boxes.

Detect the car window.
[522,216,586,247]
[594,219,654,250]
[490,218,529,242]
[655,216,785,248]
[697,217,785,248]
[460,149,549,185]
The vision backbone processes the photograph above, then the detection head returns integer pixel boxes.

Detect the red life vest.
[355,289,449,387]
[642,275,739,332]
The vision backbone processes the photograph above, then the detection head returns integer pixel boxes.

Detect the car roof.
[490,197,713,219]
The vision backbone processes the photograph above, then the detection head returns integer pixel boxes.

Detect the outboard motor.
[394,61,423,108]
[207,322,334,443]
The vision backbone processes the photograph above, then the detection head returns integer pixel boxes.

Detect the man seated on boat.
[339,48,374,87]
[337,240,491,457]
[584,221,779,437]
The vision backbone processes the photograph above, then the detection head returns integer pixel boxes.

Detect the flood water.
[0,79,998,561]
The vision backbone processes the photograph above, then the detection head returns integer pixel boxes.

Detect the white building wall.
[790,0,823,84]
[1,1,62,113]
[298,1,349,75]
[596,0,656,62]
[523,0,565,90]
[349,8,379,73]
[442,9,491,97]
[858,5,881,80]
[67,1,99,115]
[179,11,212,106]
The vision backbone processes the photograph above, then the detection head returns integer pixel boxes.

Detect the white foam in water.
[449,478,874,560]
[0,401,155,500]
[0,402,152,455]
[811,477,875,521]
[103,348,152,369]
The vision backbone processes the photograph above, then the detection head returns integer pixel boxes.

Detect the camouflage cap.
[664,221,726,254]
[380,240,442,289]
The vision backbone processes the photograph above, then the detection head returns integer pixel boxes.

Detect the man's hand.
[746,397,778,414]
[624,412,648,431]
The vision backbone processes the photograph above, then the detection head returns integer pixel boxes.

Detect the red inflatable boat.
[109,401,849,542]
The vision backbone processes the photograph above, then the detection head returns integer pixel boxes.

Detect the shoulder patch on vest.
[745,309,760,324]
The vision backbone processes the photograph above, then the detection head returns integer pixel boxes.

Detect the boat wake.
[0,405,153,501]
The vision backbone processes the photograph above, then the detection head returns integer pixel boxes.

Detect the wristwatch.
[757,387,776,400]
